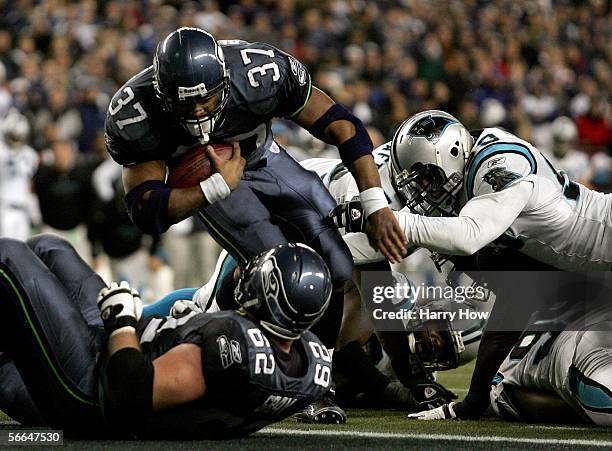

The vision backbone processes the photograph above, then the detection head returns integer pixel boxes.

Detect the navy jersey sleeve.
[104,68,166,166]
[104,123,144,167]
[223,41,312,120]
[273,49,312,118]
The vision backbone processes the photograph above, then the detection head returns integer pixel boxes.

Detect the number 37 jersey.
[105,40,311,167]
[136,310,331,439]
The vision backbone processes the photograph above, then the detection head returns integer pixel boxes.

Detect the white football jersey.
[466,128,612,270]
[492,299,612,426]
[0,140,38,208]
[300,144,411,264]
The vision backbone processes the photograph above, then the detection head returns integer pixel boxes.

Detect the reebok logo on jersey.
[289,57,307,85]
[424,386,437,399]
[231,339,242,364]
[487,156,506,168]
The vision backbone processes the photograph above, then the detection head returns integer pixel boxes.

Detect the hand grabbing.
[407,402,457,420]
[97,281,143,337]
[170,299,203,319]
[329,196,367,233]
[207,142,245,191]
[365,207,407,263]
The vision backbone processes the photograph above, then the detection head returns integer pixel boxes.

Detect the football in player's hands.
[166,143,233,188]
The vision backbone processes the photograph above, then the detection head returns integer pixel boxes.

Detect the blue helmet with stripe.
[235,243,332,340]
[390,110,473,216]
[153,27,230,143]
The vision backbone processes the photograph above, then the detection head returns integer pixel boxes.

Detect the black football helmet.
[235,244,333,340]
[153,27,230,143]
[406,303,466,371]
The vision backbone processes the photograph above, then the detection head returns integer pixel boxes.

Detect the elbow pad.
[124,180,172,234]
[309,104,373,168]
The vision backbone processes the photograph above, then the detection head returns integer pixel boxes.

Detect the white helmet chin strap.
[185,116,215,144]
[407,333,417,354]
[459,127,475,162]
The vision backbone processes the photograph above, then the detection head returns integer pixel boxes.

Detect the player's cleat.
[295,396,347,424]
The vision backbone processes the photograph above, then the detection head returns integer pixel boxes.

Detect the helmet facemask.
[175,80,229,143]
[152,27,230,143]
[154,71,229,143]
[407,318,465,371]
[390,110,473,217]
[394,163,463,216]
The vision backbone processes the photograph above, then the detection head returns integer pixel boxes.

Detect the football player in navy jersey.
[0,234,335,438]
[104,27,407,351]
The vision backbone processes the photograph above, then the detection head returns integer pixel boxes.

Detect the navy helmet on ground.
[153,27,230,142]
[235,243,333,340]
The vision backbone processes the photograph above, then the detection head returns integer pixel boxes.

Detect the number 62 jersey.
[134,310,332,439]
[105,40,311,168]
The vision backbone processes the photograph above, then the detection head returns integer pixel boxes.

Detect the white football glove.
[407,402,457,420]
[192,283,214,311]
[170,299,203,319]
[97,281,143,337]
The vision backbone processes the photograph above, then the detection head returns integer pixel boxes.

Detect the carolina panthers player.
[359,110,612,271]
[490,282,612,427]
[0,235,335,437]
[0,109,39,240]
[301,132,488,404]
[357,110,612,422]
[104,27,406,352]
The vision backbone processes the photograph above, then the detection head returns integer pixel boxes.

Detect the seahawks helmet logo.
[262,259,281,305]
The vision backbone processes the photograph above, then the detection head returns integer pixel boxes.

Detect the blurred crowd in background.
[0,0,609,301]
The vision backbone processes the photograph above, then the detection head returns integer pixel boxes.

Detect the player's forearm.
[108,328,142,356]
[104,333,154,423]
[343,232,419,264]
[454,330,522,419]
[350,154,383,191]
[167,186,207,222]
[394,183,531,255]
[124,172,228,233]
[394,213,500,256]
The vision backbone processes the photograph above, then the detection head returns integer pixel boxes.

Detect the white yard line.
[525,424,600,432]
[259,427,612,447]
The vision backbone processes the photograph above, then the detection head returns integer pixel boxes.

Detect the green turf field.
[2,361,611,449]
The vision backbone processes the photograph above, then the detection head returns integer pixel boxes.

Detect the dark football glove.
[410,382,458,411]
[329,196,366,233]
[383,381,418,410]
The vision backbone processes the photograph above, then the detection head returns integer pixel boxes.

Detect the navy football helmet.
[406,299,469,371]
[235,243,332,340]
[153,27,230,142]
[407,317,466,371]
